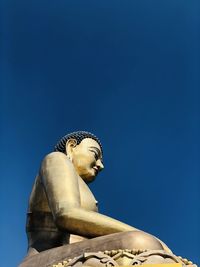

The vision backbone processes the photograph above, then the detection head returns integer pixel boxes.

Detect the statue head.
[54,131,104,182]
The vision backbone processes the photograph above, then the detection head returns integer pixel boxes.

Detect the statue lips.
[93,166,99,176]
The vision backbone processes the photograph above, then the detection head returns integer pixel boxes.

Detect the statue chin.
[85,176,96,183]
[81,172,97,183]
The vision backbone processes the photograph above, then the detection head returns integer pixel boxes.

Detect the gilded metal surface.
[26,136,169,255]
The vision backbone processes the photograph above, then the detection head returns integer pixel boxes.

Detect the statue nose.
[96,160,104,171]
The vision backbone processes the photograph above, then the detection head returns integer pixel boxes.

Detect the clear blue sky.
[1,1,199,266]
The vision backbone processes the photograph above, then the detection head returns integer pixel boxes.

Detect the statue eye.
[91,150,98,160]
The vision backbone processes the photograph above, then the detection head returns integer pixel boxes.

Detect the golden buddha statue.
[26,131,170,259]
[19,131,197,267]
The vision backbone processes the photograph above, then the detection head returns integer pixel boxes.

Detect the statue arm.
[57,208,138,237]
[40,152,137,237]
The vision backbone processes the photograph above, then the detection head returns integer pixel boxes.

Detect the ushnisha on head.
[54,131,104,183]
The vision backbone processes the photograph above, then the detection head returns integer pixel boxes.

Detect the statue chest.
[29,175,98,213]
[78,177,98,212]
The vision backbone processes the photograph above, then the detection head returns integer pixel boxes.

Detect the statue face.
[68,138,104,183]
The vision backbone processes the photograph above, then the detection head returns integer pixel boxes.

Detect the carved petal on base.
[66,252,118,266]
[104,250,180,266]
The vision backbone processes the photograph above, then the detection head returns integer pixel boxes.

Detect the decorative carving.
[51,249,197,267]
[52,252,117,267]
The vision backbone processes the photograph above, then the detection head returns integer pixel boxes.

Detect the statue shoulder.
[43,151,67,159]
[40,152,72,170]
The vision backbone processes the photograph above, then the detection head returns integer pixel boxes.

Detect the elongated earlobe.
[65,139,77,160]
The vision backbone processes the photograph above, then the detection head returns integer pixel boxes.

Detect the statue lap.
[19,231,196,267]
[20,231,163,266]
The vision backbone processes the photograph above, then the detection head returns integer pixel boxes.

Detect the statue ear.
[65,139,77,158]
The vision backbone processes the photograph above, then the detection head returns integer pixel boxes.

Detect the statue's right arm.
[40,152,137,237]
